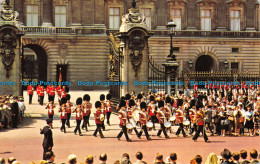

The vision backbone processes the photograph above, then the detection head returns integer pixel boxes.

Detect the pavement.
[0,90,259,164]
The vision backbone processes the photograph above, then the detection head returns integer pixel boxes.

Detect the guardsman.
[65,94,73,128]
[117,100,131,142]
[27,85,34,104]
[93,101,105,138]
[128,99,139,136]
[125,93,131,109]
[49,85,56,103]
[100,94,106,130]
[147,95,157,130]
[39,85,45,105]
[45,96,55,128]
[58,97,67,133]
[105,94,113,126]
[189,106,197,135]
[164,97,172,121]
[156,101,169,138]
[82,94,92,131]
[46,85,51,102]
[56,85,62,100]
[36,85,41,103]
[137,102,151,140]
[175,101,187,137]
[62,86,69,98]
[73,97,83,136]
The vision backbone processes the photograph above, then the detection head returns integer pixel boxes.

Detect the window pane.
[114,16,120,29]
[114,8,119,15]
[61,6,66,13]
[109,8,114,15]
[109,16,114,29]
[27,5,32,12]
[61,15,66,27]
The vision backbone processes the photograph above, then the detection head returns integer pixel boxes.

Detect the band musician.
[93,101,105,138]
[82,94,92,131]
[117,100,131,142]
[189,106,197,135]
[175,106,187,137]
[137,102,151,140]
[148,96,157,130]
[156,101,169,139]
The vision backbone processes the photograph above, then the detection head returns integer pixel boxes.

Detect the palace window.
[141,8,151,30]
[231,62,239,71]
[109,7,120,29]
[230,10,240,31]
[170,9,182,30]
[55,6,66,27]
[27,5,38,26]
[200,9,211,31]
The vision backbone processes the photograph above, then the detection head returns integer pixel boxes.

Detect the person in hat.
[11,97,19,128]
[49,85,56,103]
[39,85,45,105]
[82,94,92,131]
[100,94,107,130]
[40,118,53,160]
[66,94,73,128]
[156,100,169,139]
[93,101,105,138]
[147,95,157,130]
[45,96,55,128]
[105,94,113,126]
[18,97,25,123]
[58,97,67,133]
[73,97,83,136]
[27,85,34,104]
[117,100,131,142]
[138,102,151,140]
[128,99,139,136]
[221,149,233,164]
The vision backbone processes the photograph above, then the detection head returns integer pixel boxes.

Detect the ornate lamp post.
[224,60,228,71]
[163,20,179,95]
[189,60,193,70]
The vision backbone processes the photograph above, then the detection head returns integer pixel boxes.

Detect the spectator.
[205,153,218,164]
[249,149,259,164]
[99,153,107,164]
[133,151,145,164]
[121,153,131,164]
[195,155,202,164]
[85,155,94,164]
[68,154,77,164]
[232,152,240,164]
[45,151,55,164]
[153,153,165,164]
[221,149,232,164]
[166,153,177,164]
[0,158,5,164]
[240,150,250,164]
[114,160,120,164]
[7,157,16,164]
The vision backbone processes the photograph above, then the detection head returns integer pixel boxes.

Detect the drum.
[147,121,153,128]
[191,123,194,128]
[170,116,176,122]
[130,118,137,128]
[164,122,171,128]
[100,114,105,121]
[126,123,133,130]
[228,116,234,121]
[183,120,190,126]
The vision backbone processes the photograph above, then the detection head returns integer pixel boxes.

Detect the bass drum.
[146,121,153,131]
[164,122,171,128]
[170,116,176,122]
[183,120,190,126]
[126,123,134,130]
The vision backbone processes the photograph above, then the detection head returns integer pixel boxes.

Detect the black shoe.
[93,134,97,137]
[86,129,88,132]
[205,140,210,143]
[101,136,105,138]
[117,137,121,140]
[127,139,132,142]
[79,134,83,136]
[137,135,141,139]
[183,135,187,137]
[74,132,77,135]
[165,136,169,139]
[147,137,152,140]
[193,139,197,142]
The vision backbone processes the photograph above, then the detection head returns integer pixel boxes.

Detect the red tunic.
[60,107,67,119]
[82,102,92,116]
[75,110,82,120]
[27,85,34,95]
[148,104,156,116]
[119,109,127,126]
[105,100,112,113]
[95,110,103,124]
[50,86,56,96]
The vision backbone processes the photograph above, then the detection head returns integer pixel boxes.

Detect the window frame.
[55,5,67,27]
[229,7,243,31]
[200,9,213,31]
[170,8,183,31]
[109,7,120,30]
[26,5,39,26]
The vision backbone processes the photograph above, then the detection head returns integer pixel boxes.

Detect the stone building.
[7,0,260,90]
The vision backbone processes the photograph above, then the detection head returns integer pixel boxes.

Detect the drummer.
[137,102,151,140]
[164,97,172,121]
[128,99,139,136]
[156,101,169,138]
[189,105,197,135]
[175,102,187,137]
[148,95,157,130]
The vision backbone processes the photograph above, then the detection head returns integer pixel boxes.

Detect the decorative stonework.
[1,0,18,21]
[58,43,67,58]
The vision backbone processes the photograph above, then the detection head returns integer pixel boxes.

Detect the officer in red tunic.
[156,101,169,138]
[36,85,41,102]
[189,106,197,135]
[73,97,83,136]
[175,101,187,137]
[117,100,131,142]
[49,85,56,103]
[128,99,139,136]
[58,97,67,133]
[147,95,157,130]
[82,94,92,131]
[105,94,113,126]
[137,102,151,140]
[93,101,105,138]
[27,85,34,104]
[45,96,55,125]
[192,107,210,143]
[46,85,51,102]
[65,94,73,128]
[39,85,45,105]
[100,94,106,130]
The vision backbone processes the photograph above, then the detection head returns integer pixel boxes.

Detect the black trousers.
[66,113,71,127]
[48,114,53,119]
[74,120,82,135]
[12,115,18,128]
[138,125,150,140]
[117,125,130,141]
[29,94,33,104]
[190,124,197,134]
[101,120,105,130]
[193,125,208,142]
[106,112,111,125]
[61,119,66,133]
[205,122,214,134]
[49,95,55,102]
[40,96,44,105]
[151,115,157,128]
[43,146,52,160]
[82,116,88,130]
[176,123,186,136]
[157,123,168,138]
[93,124,104,137]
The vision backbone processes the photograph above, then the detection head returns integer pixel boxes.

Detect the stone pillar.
[71,0,82,26]
[155,0,167,30]
[216,0,227,31]
[245,1,256,31]
[186,0,198,30]
[42,0,53,27]
[163,58,179,95]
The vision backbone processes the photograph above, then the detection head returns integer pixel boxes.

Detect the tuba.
[100,114,105,121]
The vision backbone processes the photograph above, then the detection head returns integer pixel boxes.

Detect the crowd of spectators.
[0,148,258,164]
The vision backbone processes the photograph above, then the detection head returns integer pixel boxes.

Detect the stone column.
[216,0,227,31]
[245,1,256,31]
[186,0,198,30]
[42,0,53,27]
[71,0,82,26]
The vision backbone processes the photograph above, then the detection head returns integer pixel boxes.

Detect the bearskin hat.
[150,95,155,102]
[76,97,83,105]
[129,99,135,107]
[140,102,147,109]
[120,96,125,101]
[49,96,54,102]
[106,94,112,100]
[125,94,131,100]
[177,99,183,107]
[64,86,69,93]
[95,101,101,108]
[100,94,105,101]
[137,94,143,100]
[165,96,171,104]
[195,100,203,110]
[158,101,164,108]
[65,94,71,101]
[83,94,90,101]
[119,100,126,108]
[60,97,67,106]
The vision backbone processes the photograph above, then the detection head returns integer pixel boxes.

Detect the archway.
[22,44,48,82]
[195,55,215,71]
